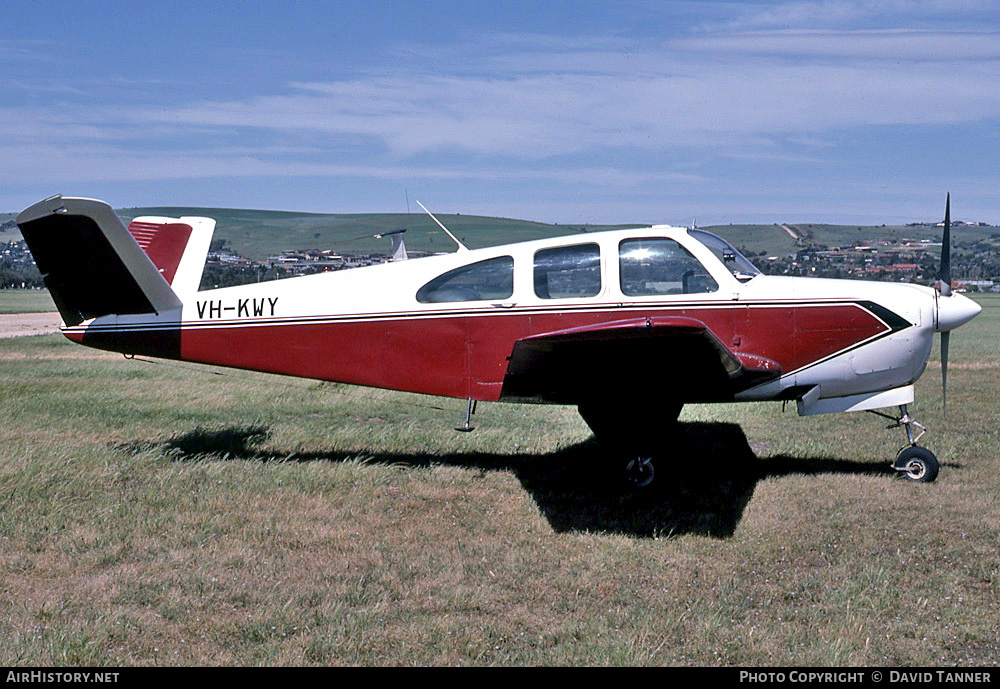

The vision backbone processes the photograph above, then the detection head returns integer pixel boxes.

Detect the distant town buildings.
[3,218,999,291]
[756,231,1000,291]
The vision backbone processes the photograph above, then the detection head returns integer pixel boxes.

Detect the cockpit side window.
[619,238,719,296]
[416,256,514,303]
[533,243,601,299]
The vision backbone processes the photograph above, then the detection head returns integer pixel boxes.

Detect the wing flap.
[500,316,780,404]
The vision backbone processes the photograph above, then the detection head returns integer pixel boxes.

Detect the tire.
[624,455,655,488]
[894,446,940,483]
[576,401,680,490]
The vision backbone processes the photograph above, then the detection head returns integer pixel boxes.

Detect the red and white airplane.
[17,194,980,485]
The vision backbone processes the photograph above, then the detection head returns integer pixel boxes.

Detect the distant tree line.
[199,264,286,290]
[0,262,43,289]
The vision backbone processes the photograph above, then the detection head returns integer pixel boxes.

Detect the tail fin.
[126,214,214,296]
[16,195,193,326]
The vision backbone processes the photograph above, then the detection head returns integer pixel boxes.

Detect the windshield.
[688,229,761,282]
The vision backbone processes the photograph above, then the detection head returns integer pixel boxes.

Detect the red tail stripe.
[127,220,193,284]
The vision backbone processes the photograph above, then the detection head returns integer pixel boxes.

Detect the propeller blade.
[941,330,950,416]
[939,193,952,297]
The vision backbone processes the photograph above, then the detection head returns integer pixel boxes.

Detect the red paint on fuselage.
[130,301,889,401]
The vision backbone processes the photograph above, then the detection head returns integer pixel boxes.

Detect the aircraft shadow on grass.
[123,421,898,539]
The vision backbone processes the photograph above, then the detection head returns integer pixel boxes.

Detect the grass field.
[0,289,56,314]
[0,296,997,666]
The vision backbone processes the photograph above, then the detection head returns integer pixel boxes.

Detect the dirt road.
[0,312,63,338]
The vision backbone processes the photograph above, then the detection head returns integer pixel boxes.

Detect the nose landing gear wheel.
[625,456,655,488]
[894,446,939,483]
[871,405,941,483]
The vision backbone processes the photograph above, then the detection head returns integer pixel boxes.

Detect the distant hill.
[114,206,639,260]
[2,205,996,261]
[2,206,632,257]
[700,221,999,261]
[0,213,17,243]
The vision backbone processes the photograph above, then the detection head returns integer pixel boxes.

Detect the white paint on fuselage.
[86,223,946,411]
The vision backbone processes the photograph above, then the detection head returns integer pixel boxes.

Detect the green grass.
[0,296,997,666]
[0,289,56,314]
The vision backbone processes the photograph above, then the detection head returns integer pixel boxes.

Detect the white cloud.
[98,32,1000,159]
[0,138,702,188]
[672,29,1000,61]
[713,0,996,31]
[0,39,59,63]
[4,22,1000,222]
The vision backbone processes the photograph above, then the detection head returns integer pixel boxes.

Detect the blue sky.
[2,0,999,225]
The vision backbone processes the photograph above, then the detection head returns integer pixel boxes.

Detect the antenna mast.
[416,200,468,252]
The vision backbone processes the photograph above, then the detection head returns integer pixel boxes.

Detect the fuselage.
[64,224,976,410]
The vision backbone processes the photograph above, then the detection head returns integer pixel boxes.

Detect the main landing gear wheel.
[894,446,939,483]
[577,399,681,490]
[625,456,655,488]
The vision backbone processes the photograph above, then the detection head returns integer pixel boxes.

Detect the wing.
[499,316,780,404]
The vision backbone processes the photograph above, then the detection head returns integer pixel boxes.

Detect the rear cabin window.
[534,243,601,299]
[619,238,719,296]
[416,256,514,303]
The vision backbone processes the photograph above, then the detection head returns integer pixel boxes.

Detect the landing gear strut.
[578,399,683,489]
[869,404,939,483]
